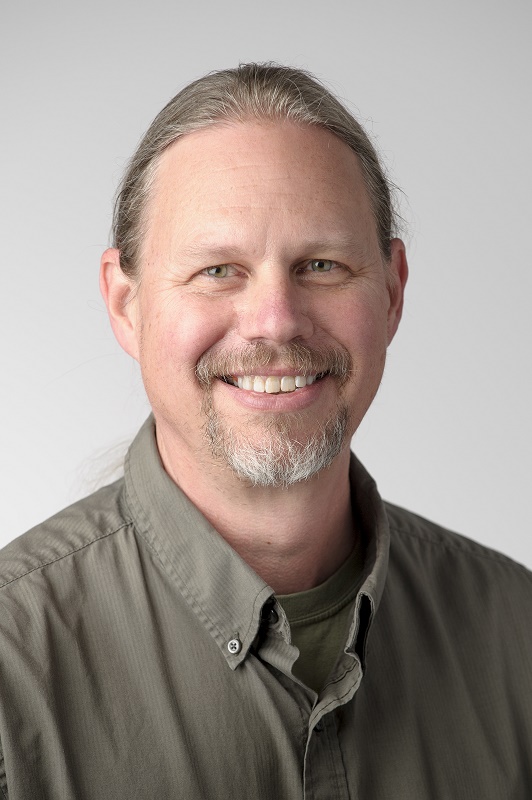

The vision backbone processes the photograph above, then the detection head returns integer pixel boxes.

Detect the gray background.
[2,0,531,567]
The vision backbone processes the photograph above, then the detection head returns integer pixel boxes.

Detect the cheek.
[141,296,233,379]
[332,295,389,360]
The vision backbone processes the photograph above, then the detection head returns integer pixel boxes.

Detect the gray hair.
[113,62,400,279]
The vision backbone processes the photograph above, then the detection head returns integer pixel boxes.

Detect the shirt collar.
[124,416,390,669]
[348,453,390,609]
[344,454,390,667]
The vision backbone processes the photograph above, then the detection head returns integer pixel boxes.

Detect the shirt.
[278,541,365,693]
[0,416,531,799]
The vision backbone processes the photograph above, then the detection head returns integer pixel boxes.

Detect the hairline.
[112,63,402,286]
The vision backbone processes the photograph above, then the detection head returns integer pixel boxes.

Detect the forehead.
[144,120,377,261]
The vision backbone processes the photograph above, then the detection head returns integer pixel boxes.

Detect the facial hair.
[196,341,353,488]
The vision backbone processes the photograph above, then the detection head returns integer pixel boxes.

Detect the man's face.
[121,120,405,486]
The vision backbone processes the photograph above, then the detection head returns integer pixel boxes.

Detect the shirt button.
[227,637,242,655]
[314,721,324,733]
[261,603,279,625]
[268,607,279,624]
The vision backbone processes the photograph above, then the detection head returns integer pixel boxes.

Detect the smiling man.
[1,64,531,799]
[102,116,405,595]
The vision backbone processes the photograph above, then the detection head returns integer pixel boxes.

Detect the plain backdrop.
[1,0,531,568]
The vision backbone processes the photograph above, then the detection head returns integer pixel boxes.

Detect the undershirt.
[277,541,364,693]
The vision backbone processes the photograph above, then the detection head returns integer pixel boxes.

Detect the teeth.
[265,376,281,394]
[280,376,296,392]
[225,374,322,394]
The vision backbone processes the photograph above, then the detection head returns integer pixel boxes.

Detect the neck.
[156,425,356,594]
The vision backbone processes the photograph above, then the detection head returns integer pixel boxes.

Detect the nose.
[237,269,314,345]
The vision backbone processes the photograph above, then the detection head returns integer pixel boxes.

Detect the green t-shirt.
[277,543,364,693]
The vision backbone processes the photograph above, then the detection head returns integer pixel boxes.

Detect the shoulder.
[0,479,133,592]
[383,500,532,606]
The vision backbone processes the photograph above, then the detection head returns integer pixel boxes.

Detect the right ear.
[100,248,140,362]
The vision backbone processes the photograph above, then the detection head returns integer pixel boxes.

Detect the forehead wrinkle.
[178,231,376,267]
[180,242,248,264]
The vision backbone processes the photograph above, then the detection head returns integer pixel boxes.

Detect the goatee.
[196,341,353,488]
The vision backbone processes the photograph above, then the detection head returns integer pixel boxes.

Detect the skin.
[101,120,408,593]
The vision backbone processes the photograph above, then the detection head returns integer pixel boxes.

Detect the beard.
[204,404,349,488]
[196,341,352,488]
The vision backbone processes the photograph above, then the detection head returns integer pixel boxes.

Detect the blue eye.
[204,265,229,277]
[309,259,335,272]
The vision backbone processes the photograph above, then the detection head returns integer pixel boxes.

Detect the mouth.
[219,372,329,394]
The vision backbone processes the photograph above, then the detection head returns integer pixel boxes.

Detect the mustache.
[195,341,352,387]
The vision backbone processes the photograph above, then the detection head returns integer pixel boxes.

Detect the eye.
[308,259,335,272]
[203,265,229,278]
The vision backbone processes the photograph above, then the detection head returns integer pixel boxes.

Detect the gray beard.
[204,403,349,488]
[196,340,353,488]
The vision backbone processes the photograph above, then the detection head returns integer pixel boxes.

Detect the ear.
[386,238,408,345]
[100,248,140,361]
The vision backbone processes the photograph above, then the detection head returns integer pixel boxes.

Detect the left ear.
[386,238,408,345]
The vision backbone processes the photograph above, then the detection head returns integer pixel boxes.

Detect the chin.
[205,405,349,488]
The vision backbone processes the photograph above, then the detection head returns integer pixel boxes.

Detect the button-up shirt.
[0,417,531,798]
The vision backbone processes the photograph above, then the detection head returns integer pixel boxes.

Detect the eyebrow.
[179,233,373,264]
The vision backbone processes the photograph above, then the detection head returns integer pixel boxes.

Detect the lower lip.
[215,376,330,411]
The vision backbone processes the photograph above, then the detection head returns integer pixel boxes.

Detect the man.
[0,64,530,799]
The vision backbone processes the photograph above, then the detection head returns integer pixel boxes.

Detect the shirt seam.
[0,522,133,591]
[319,658,359,714]
[389,521,532,576]
[324,655,358,692]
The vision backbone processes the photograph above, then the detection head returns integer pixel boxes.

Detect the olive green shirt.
[278,542,365,693]
[1,417,531,799]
